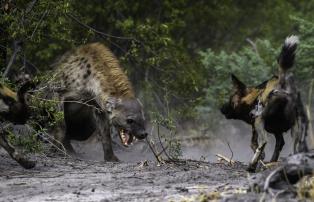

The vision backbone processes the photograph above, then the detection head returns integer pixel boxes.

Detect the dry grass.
[297,175,314,200]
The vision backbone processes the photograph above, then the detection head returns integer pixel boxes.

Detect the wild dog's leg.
[251,125,258,152]
[94,110,119,162]
[247,118,267,172]
[294,92,308,153]
[251,125,266,160]
[270,133,285,162]
[0,128,35,169]
[247,142,267,172]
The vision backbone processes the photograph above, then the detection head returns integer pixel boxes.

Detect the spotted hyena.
[220,36,308,172]
[51,43,148,161]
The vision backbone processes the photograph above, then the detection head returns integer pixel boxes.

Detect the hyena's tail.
[277,35,299,72]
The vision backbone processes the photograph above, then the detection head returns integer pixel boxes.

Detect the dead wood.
[249,151,314,195]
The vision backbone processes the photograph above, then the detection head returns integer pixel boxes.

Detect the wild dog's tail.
[277,35,299,87]
[278,35,299,71]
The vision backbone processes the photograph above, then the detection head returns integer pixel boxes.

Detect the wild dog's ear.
[231,74,246,91]
[105,97,121,112]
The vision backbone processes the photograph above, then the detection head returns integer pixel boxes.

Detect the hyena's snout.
[135,129,148,139]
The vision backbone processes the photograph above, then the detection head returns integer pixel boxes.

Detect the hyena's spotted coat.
[51,43,147,161]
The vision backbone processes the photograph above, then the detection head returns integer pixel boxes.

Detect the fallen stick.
[216,153,236,165]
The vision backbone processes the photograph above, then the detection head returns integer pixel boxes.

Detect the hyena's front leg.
[94,110,119,162]
[0,128,36,169]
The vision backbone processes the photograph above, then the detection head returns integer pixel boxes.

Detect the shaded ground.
[0,148,300,202]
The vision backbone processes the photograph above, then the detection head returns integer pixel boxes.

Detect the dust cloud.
[70,116,300,165]
[181,119,295,162]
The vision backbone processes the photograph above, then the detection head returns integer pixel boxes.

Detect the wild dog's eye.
[126,119,134,124]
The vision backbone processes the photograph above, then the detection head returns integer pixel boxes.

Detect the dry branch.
[216,153,236,165]
[3,40,22,77]
[145,138,163,163]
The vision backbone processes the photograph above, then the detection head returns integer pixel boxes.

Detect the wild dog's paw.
[246,164,257,173]
[260,151,266,161]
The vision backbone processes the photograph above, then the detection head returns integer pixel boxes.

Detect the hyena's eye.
[126,119,134,124]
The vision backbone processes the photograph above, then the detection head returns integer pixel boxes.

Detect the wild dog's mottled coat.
[221,36,308,172]
[0,82,35,169]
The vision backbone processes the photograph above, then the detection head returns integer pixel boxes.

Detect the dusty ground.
[0,147,300,202]
[0,122,305,202]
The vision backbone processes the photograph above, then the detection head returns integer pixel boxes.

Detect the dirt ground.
[0,122,305,202]
[0,146,300,202]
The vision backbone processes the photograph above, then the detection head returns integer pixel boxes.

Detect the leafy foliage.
[1,1,314,149]
[199,40,277,112]
[7,129,43,154]
[198,16,314,127]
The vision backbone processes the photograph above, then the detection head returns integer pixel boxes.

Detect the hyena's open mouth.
[119,129,137,147]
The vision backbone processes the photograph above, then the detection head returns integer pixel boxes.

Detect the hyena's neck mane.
[57,43,135,102]
[79,43,135,99]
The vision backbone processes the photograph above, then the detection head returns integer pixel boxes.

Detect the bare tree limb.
[30,10,49,40]
[65,13,138,41]
[145,138,162,163]
[3,40,23,77]
[246,38,260,57]
[226,141,234,164]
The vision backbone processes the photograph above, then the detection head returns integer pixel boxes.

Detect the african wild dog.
[221,36,308,172]
[0,81,35,168]
[50,43,148,161]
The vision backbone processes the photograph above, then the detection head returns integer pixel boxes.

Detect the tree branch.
[3,40,23,77]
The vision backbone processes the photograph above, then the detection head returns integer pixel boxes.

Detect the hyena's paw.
[19,158,36,169]
[105,154,119,162]
[13,153,36,169]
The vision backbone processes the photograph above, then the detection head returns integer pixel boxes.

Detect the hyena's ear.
[231,74,246,91]
[105,97,121,112]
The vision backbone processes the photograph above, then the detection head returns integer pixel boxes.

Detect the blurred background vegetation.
[1,0,313,144]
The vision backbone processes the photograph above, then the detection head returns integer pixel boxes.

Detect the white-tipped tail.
[284,35,299,47]
[278,35,299,71]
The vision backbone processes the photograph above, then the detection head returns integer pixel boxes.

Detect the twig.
[30,95,102,113]
[25,0,38,14]
[156,123,174,161]
[3,40,22,77]
[215,153,235,165]
[36,132,71,158]
[264,167,282,192]
[30,10,50,39]
[156,145,169,156]
[246,38,260,57]
[226,141,234,164]
[145,138,162,163]
[307,79,314,146]
[65,13,137,41]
